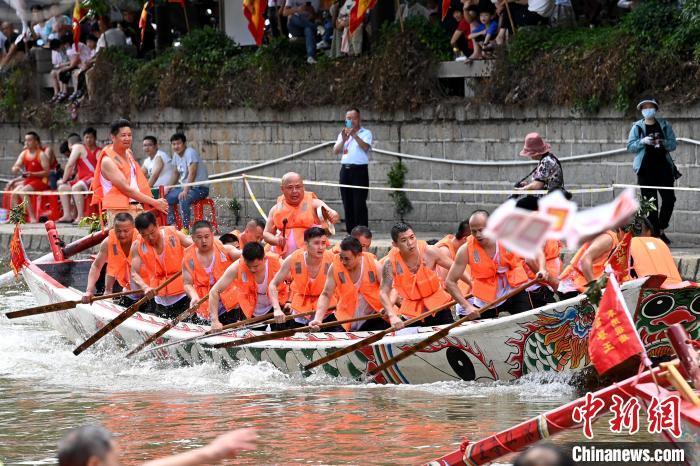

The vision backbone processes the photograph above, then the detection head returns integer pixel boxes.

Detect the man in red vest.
[91,119,167,226]
[262,172,339,258]
[57,130,101,224]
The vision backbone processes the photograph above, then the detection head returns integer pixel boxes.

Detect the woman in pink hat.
[514,133,566,202]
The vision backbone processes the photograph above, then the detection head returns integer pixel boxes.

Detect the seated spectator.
[49,37,72,102]
[269,0,289,38]
[67,34,98,102]
[450,5,477,60]
[95,16,127,53]
[317,0,334,50]
[329,0,363,58]
[11,132,51,223]
[0,22,28,70]
[166,133,210,231]
[30,5,50,46]
[551,0,576,26]
[527,0,554,24]
[57,131,101,224]
[468,9,498,59]
[44,13,71,41]
[283,0,320,64]
[142,135,176,188]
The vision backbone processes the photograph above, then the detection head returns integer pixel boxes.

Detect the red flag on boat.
[349,0,377,35]
[139,0,154,47]
[588,274,645,375]
[9,224,26,277]
[243,0,267,46]
[441,0,451,20]
[72,0,88,51]
[607,231,632,283]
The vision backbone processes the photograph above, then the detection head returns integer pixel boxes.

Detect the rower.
[182,220,241,327]
[81,213,151,310]
[219,233,239,248]
[90,119,167,226]
[331,225,373,255]
[130,212,193,319]
[232,218,265,248]
[269,227,336,329]
[446,210,532,319]
[434,219,472,313]
[380,223,467,326]
[558,229,620,300]
[208,242,288,329]
[310,236,402,332]
[262,172,339,258]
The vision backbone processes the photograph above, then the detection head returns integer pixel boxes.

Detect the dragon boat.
[9,224,700,385]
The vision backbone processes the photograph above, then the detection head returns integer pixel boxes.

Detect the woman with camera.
[627,97,679,244]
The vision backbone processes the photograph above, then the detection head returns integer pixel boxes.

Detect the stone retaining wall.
[1,105,700,243]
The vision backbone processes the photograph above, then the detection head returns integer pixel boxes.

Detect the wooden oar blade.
[5,300,80,319]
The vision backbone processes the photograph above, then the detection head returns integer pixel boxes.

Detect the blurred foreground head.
[513,442,574,466]
[58,424,118,466]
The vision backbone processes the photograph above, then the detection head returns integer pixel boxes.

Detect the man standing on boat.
[130,212,192,319]
[81,213,153,311]
[446,210,532,319]
[262,172,340,258]
[309,236,402,332]
[380,223,470,326]
[91,119,168,226]
[182,220,241,325]
[208,242,288,330]
[269,226,335,329]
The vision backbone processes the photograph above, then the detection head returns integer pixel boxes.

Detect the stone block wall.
[1,105,700,243]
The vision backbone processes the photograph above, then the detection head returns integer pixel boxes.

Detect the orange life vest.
[288,248,336,312]
[106,228,138,289]
[182,241,238,318]
[387,241,453,318]
[559,230,619,292]
[467,236,528,302]
[629,237,682,284]
[234,253,289,319]
[435,234,471,295]
[332,252,383,331]
[91,145,152,210]
[271,191,318,255]
[135,226,186,297]
[523,239,563,280]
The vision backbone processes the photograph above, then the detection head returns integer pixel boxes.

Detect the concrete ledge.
[437,60,494,78]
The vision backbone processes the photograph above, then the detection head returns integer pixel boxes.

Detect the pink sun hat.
[519,132,551,158]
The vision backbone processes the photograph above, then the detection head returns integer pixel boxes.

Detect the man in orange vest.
[380,222,471,326]
[262,172,340,258]
[57,131,101,224]
[434,220,471,304]
[269,226,335,329]
[231,218,266,249]
[182,220,241,326]
[331,225,373,255]
[446,210,533,319]
[310,236,403,332]
[208,242,288,330]
[558,229,620,300]
[91,119,168,226]
[80,213,154,311]
[130,212,193,319]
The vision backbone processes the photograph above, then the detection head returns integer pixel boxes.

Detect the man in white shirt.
[67,34,97,102]
[165,133,210,230]
[332,107,372,233]
[142,136,176,189]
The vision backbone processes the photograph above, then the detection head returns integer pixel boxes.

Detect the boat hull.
[19,259,654,384]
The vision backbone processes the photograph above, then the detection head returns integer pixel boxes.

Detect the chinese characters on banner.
[572,392,681,439]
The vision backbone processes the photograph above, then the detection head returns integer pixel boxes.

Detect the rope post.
[242,175,248,225]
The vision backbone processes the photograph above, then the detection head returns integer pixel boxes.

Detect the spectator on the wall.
[450,5,477,61]
[627,97,678,244]
[166,133,210,231]
[283,0,320,64]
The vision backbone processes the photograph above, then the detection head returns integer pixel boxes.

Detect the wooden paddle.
[125,295,209,358]
[5,289,143,319]
[73,271,182,356]
[302,294,472,371]
[367,279,537,377]
[138,307,333,355]
[211,313,379,350]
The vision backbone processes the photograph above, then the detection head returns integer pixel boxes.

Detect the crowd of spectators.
[3,127,213,232]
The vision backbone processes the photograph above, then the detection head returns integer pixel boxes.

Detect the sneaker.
[316,40,330,50]
[455,55,467,62]
[307,56,317,64]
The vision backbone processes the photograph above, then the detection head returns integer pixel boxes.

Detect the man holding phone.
[333,107,372,233]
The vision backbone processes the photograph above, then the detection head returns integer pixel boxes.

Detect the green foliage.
[585,273,608,307]
[78,213,107,233]
[381,16,453,62]
[228,198,242,225]
[0,67,26,120]
[9,201,27,224]
[387,159,413,220]
[626,195,658,234]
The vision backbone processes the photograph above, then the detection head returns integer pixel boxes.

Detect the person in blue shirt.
[469,9,498,59]
[165,133,210,231]
[626,97,678,244]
